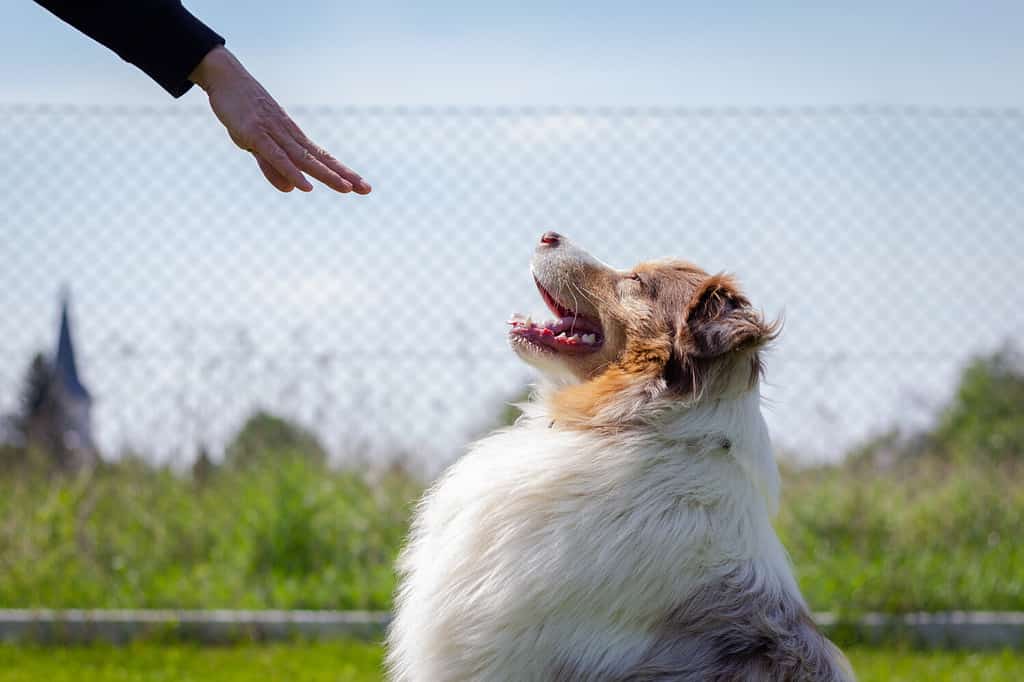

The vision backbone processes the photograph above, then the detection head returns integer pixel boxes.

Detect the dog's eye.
[629,273,643,284]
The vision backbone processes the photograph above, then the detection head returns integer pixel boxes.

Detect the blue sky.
[4,1,1024,106]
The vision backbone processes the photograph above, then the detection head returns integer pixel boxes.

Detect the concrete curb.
[1,610,1022,648]
[0,610,389,645]
[817,611,1024,649]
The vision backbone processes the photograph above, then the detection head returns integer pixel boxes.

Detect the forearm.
[34,0,224,97]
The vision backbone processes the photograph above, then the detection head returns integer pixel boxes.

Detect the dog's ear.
[683,275,774,359]
[664,275,776,393]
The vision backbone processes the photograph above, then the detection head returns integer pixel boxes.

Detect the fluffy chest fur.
[386,391,849,682]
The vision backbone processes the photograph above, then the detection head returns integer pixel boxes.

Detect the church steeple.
[54,287,91,402]
[1,287,97,468]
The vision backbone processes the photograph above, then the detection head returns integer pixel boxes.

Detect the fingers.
[255,154,294,193]
[231,106,372,195]
[283,119,373,195]
[250,133,314,192]
[315,150,372,195]
[271,126,354,194]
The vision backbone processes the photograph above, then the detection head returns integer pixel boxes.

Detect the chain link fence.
[1,105,1022,470]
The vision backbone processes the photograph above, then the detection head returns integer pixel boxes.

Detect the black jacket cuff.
[35,1,226,98]
[124,3,225,97]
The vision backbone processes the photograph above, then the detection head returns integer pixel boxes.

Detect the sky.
[4,1,1024,107]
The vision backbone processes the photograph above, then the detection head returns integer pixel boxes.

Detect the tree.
[191,444,217,484]
[933,345,1024,462]
[223,411,327,470]
[19,353,53,427]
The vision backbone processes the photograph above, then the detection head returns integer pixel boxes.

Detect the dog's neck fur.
[536,377,782,511]
[527,381,793,587]
[650,383,782,517]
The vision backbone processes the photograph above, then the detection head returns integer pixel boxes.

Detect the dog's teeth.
[581,333,596,344]
[568,334,581,343]
[556,332,567,338]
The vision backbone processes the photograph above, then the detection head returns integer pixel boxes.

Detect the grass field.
[1,453,1022,615]
[0,642,1021,681]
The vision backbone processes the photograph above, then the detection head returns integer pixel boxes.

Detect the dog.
[387,232,854,681]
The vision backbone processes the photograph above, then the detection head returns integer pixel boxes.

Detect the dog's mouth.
[508,278,604,355]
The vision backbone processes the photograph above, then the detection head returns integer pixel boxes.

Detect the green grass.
[777,460,1024,614]
[0,643,1021,681]
[2,454,1023,615]
[0,457,419,611]
[846,646,1024,681]
[0,642,383,682]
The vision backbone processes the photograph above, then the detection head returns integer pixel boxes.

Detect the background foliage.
[1,347,1022,614]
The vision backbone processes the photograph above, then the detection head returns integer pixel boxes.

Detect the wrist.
[189,46,246,93]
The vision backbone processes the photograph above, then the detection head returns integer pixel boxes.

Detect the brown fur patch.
[550,336,671,426]
[548,262,776,428]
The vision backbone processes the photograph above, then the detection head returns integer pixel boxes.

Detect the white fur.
[386,382,832,681]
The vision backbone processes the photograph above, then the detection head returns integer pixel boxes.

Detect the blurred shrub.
[0,451,1020,613]
[842,345,1024,469]
[0,346,1022,613]
[223,411,327,471]
[932,345,1024,462]
[0,457,419,610]
[777,459,1024,615]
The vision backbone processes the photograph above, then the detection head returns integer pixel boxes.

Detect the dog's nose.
[540,231,562,247]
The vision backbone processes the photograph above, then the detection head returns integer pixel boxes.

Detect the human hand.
[189,47,371,195]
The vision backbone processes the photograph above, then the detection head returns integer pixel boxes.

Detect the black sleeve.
[34,0,226,98]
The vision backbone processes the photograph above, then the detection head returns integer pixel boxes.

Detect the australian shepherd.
[387,233,854,681]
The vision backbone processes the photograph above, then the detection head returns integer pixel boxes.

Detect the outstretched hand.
[189,47,371,195]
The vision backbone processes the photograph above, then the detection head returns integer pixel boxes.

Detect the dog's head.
[509,232,777,425]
